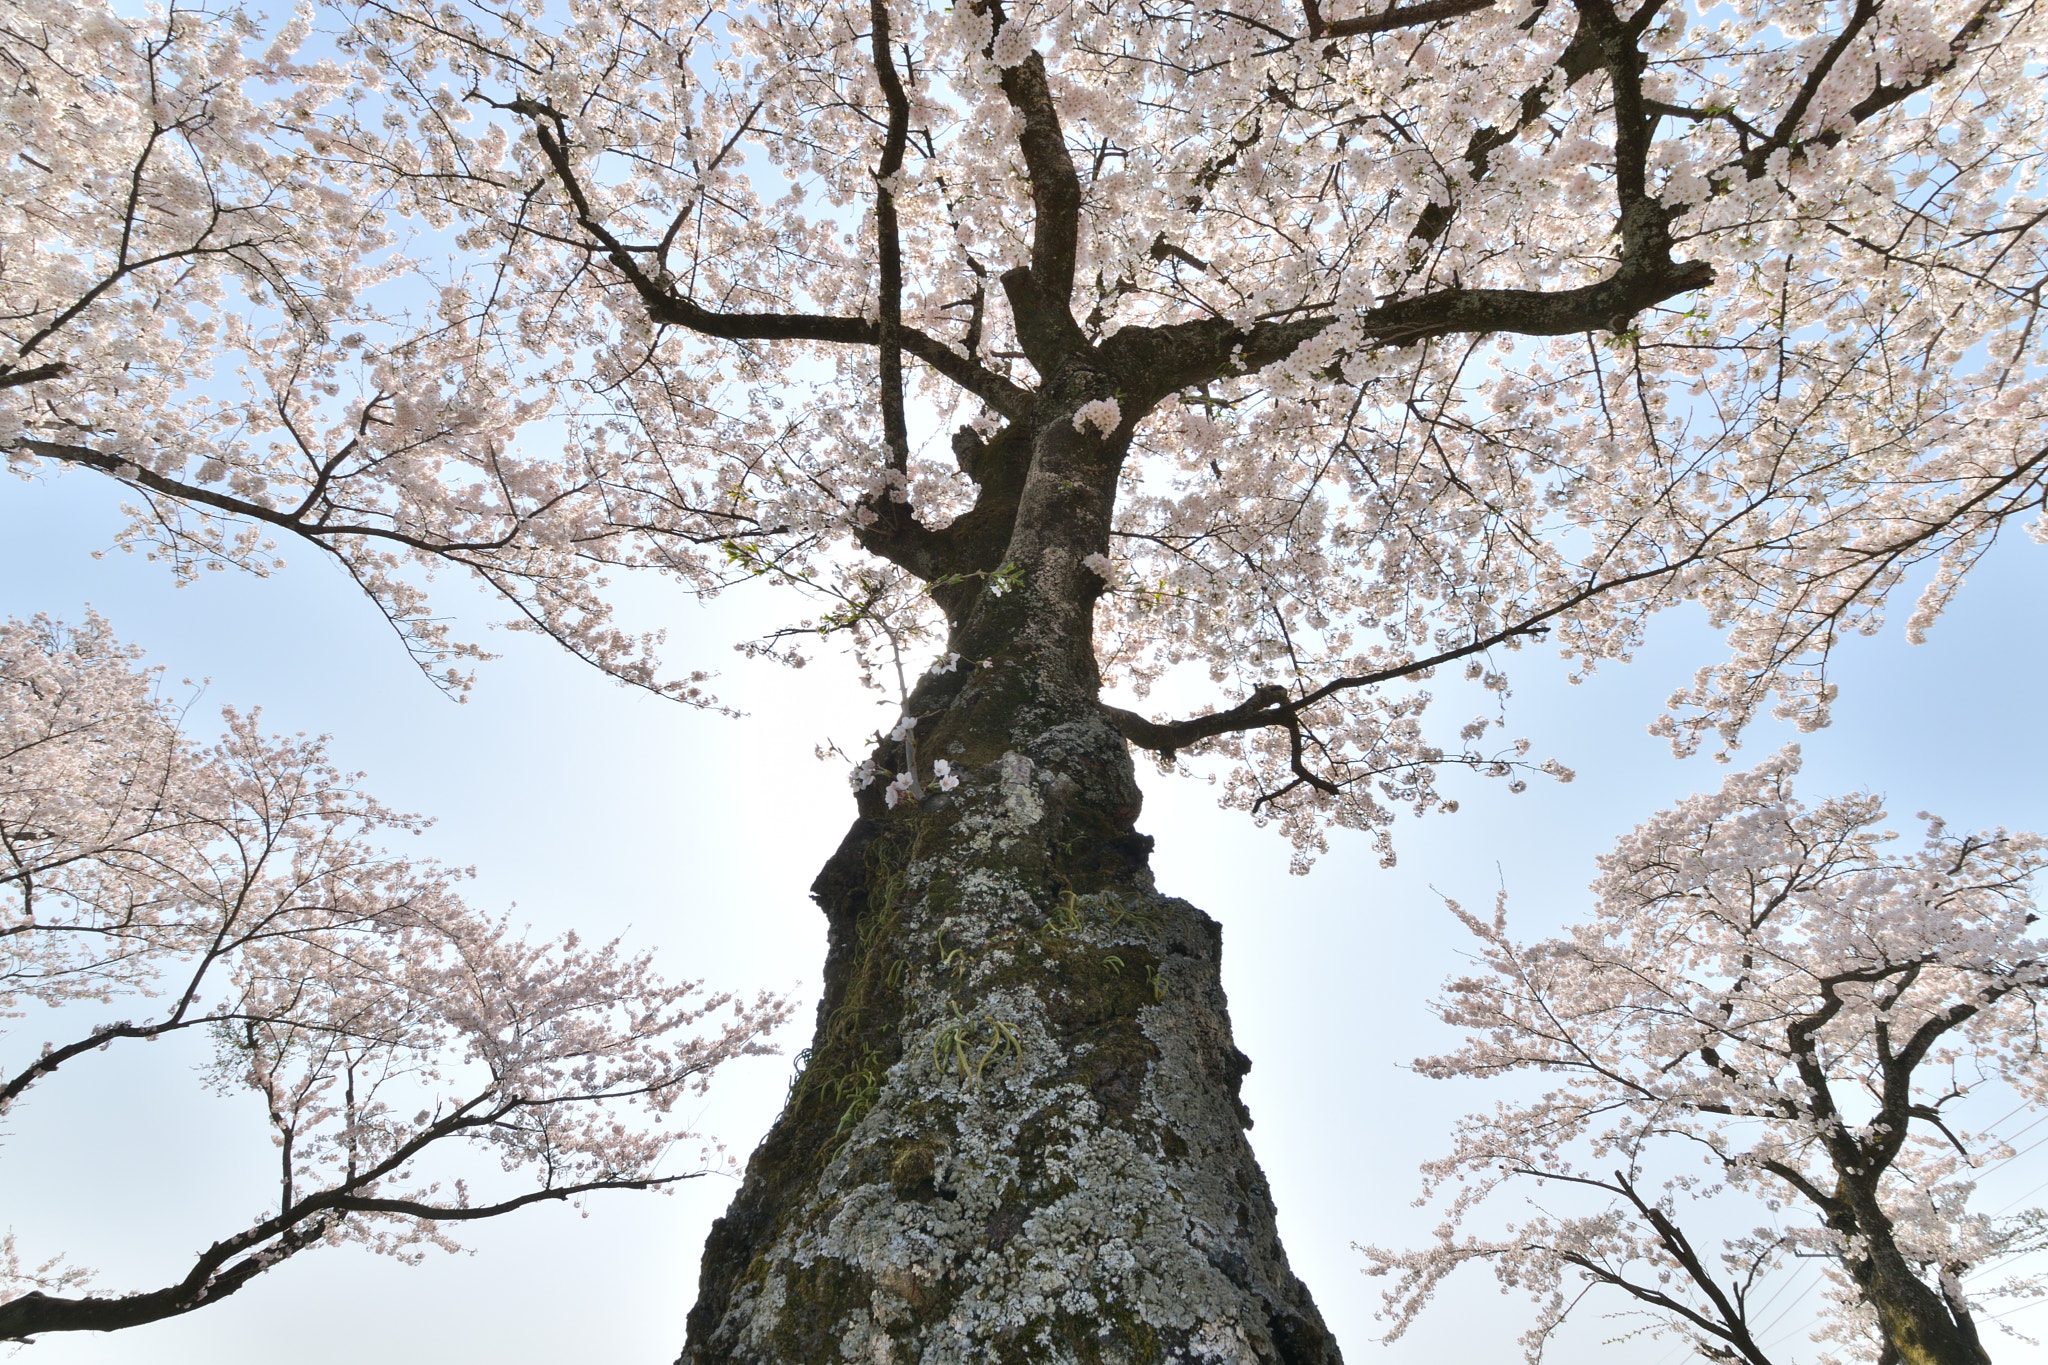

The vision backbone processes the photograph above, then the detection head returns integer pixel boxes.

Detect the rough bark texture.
[1836,1192,1993,1365]
[680,710,1340,1365]
[678,331,1341,1364]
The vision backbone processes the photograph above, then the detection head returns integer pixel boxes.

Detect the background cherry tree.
[0,612,788,1337]
[1366,748,2048,1365]
[0,0,731,698]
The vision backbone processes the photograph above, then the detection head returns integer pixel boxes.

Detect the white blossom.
[0,615,789,1330]
[989,21,1034,69]
[1367,749,2048,1362]
[1071,399,1122,437]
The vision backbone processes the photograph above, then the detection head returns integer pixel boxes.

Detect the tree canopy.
[7,0,2043,861]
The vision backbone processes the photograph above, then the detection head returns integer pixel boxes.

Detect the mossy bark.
[682,366,1340,1365]
[682,717,1339,1365]
[1835,1188,1992,1365]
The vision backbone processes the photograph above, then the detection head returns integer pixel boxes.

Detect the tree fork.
[684,406,1340,1360]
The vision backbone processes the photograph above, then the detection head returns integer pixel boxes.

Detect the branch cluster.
[1366,748,2048,1363]
[0,613,789,1339]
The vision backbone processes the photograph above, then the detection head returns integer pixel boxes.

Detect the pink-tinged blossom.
[988,20,1034,69]
[0,616,789,1337]
[1365,748,2048,1364]
[1071,400,1122,437]
[1,0,2043,870]
[882,771,915,808]
[931,759,959,792]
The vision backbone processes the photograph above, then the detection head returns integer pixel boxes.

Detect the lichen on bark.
[682,709,1340,1365]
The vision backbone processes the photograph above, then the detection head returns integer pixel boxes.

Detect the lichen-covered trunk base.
[681,716,1340,1365]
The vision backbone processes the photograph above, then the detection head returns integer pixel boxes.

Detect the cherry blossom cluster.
[853,709,959,807]
[0,614,789,1337]
[1365,749,2048,1363]
[4,0,2041,861]
[0,0,724,701]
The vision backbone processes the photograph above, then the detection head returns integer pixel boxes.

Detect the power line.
[1992,1170,2048,1218]
[1754,1261,1824,1350]
[1976,1097,2035,1138]
[1983,1295,2048,1325]
[1976,1127,2048,1185]
[1743,1258,1816,1333]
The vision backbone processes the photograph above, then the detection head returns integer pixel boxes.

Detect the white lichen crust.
[683,717,1339,1365]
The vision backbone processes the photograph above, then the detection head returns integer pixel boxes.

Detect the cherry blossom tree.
[6,0,2048,1356]
[0,0,730,698]
[0,613,789,1340]
[1366,748,2048,1365]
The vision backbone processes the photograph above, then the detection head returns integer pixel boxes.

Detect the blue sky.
[4,459,2045,1364]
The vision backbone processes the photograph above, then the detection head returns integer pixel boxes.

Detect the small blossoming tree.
[1367,749,2048,1365]
[0,614,789,1339]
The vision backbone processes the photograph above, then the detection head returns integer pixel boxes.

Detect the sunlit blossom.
[0,615,789,1332]
[1368,749,2048,1362]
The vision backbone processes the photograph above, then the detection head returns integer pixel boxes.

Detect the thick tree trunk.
[682,364,1339,1364]
[1839,1195,1992,1365]
[680,724,1340,1364]
[1850,1257,1991,1365]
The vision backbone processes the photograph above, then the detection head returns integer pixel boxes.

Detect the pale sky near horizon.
[3,461,2046,1365]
